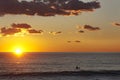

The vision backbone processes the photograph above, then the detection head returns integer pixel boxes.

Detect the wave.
[1,70,120,76]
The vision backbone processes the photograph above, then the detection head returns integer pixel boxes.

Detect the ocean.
[0,52,120,80]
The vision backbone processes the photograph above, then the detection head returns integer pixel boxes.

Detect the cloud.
[28,29,43,33]
[74,40,80,43]
[67,40,80,43]
[12,23,31,29]
[49,31,62,35]
[76,24,100,33]
[84,25,100,31]
[0,0,101,16]
[112,22,120,27]
[0,23,43,36]
[67,41,71,43]
[78,30,84,33]
[1,27,21,36]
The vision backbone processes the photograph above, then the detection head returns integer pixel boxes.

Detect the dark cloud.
[67,41,71,43]
[12,23,31,29]
[0,0,101,16]
[78,30,84,33]
[75,40,80,43]
[1,27,21,36]
[62,0,100,10]
[112,22,120,27]
[76,24,100,33]
[49,31,62,35]
[28,29,43,33]
[84,25,100,31]
[0,23,43,36]
[67,40,80,43]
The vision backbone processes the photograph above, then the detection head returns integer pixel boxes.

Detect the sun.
[16,49,22,54]
[14,48,23,57]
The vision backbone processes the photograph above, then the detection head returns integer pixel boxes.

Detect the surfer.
[75,66,80,70]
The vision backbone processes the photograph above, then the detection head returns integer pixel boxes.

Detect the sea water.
[0,52,120,80]
[0,52,120,74]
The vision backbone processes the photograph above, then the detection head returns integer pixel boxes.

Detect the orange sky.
[0,0,120,52]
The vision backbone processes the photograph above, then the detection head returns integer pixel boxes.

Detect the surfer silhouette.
[75,66,80,70]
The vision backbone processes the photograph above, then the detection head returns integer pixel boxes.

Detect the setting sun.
[14,48,23,57]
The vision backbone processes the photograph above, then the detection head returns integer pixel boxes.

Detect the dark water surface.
[0,52,120,74]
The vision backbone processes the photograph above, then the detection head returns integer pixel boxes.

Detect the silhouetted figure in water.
[75,66,80,70]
